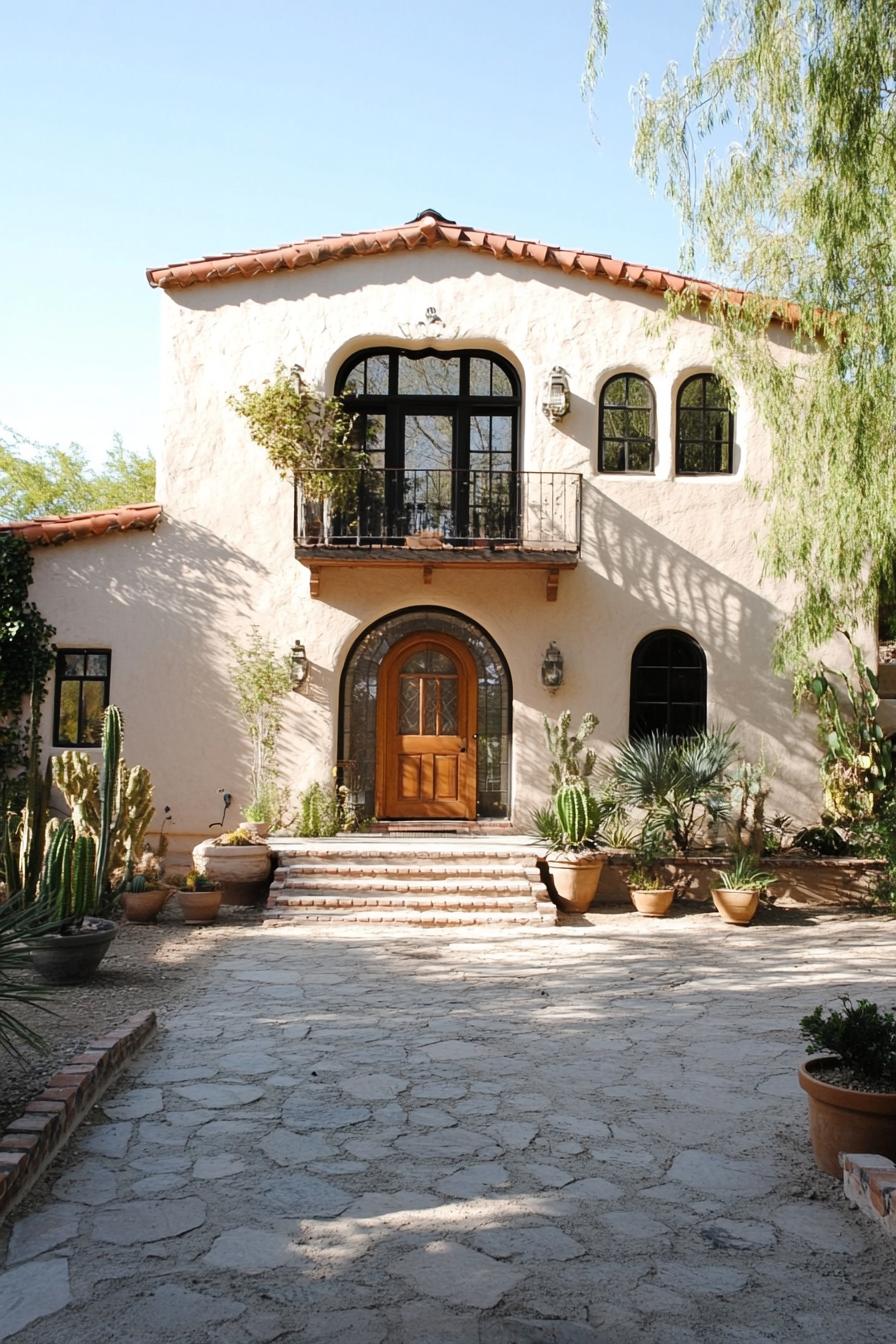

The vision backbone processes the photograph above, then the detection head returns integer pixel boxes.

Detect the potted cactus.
[174,870,223,924]
[120,872,170,923]
[26,705,133,982]
[544,781,607,914]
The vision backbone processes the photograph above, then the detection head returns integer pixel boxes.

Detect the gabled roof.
[146,209,789,317]
[0,503,162,547]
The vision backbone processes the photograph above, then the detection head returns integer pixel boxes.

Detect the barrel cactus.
[554,781,599,849]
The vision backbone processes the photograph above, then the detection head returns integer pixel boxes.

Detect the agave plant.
[0,897,57,1059]
[609,726,738,856]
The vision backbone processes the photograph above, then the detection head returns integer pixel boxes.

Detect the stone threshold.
[0,1010,157,1222]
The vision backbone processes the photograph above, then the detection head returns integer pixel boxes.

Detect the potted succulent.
[543,781,607,914]
[798,997,896,1177]
[119,870,170,924]
[192,827,272,904]
[712,852,776,925]
[174,870,223,924]
[626,830,674,918]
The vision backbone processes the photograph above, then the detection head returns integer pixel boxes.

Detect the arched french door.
[339,608,512,820]
[376,632,477,819]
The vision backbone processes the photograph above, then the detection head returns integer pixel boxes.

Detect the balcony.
[294,468,581,601]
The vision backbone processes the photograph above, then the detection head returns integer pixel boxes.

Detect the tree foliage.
[0,533,55,789]
[0,426,156,522]
[586,1,896,665]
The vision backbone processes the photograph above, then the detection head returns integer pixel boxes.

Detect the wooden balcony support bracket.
[309,566,321,599]
[422,565,433,586]
[546,567,560,602]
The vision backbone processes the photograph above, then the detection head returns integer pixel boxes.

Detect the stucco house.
[6,209,866,866]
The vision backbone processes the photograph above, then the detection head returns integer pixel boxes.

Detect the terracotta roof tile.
[0,504,162,547]
[146,210,789,317]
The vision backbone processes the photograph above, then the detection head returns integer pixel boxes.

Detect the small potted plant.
[192,827,272,904]
[120,869,170,924]
[174,870,223,924]
[712,852,776,925]
[798,997,896,1177]
[627,830,674,918]
[543,781,607,914]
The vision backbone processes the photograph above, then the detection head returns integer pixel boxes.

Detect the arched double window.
[336,348,520,541]
[630,631,707,738]
[676,374,734,475]
[598,373,656,473]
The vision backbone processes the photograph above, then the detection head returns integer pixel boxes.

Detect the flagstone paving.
[1,911,894,1343]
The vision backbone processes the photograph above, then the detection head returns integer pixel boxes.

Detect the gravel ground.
[0,904,265,1136]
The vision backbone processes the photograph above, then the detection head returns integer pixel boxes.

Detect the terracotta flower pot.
[549,853,606,914]
[629,887,674,918]
[798,1057,896,1178]
[711,887,759,925]
[121,887,170,923]
[176,888,223,924]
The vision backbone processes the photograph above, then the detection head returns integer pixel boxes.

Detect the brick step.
[275,862,541,881]
[270,891,537,910]
[273,877,536,896]
[265,907,546,926]
[271,846,539,863]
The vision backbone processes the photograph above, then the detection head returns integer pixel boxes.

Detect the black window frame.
[53,648,111,748]
[675,373,734,476]
[629,630,707,739]
[598,372,656,474]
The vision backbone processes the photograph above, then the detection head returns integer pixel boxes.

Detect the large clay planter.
[121,887,170,923]
[549,854,606,914]
[176,888,223,924]
[239,820,270,839]
[192,840,272,904]
[711,887,760,925]
[27,918,117,983]
[799,1058,896,1177]
[629,887,674,918]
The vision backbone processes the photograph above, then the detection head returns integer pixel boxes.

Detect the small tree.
[231,629,292,826]
[229,364,365,536]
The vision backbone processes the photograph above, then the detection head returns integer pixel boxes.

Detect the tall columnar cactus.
[52,751,101,838]
[93,705,122,909]
[37,820,98,921]
[53,753,154,875]
[554,781,599,849]
[118,764,154,870]
[544,711,599,792]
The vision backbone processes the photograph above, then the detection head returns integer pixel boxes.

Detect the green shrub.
[800,997,896,1089]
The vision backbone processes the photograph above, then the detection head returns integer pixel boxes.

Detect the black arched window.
[336,348,520,542]
[630,631,707,737]
[676,374,733,475]
[598,373,656,473]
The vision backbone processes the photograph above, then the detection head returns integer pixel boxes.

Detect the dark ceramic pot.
[27,918,117,983]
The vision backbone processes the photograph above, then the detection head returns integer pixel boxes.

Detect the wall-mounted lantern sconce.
[290,640,309,691]
[541,642,564,691]
[542,366,570,422]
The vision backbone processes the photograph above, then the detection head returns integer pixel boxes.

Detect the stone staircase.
[266,838,557,926]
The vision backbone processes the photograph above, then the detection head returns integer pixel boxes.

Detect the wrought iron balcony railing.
[294,468,581,552]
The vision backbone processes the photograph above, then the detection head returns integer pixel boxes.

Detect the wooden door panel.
[376,634,477,820]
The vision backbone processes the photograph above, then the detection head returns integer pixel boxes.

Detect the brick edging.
[0,1008,156,1221]
[841,1153,896,1238]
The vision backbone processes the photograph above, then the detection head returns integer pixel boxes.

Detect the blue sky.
[1,0,706,468]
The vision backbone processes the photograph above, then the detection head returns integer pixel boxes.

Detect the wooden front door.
[376,633,477,819]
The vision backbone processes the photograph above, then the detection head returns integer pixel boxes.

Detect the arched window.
[598,373,656,473]
[336,348,520,541]
[630,631,707,738]
[676,374,733,475]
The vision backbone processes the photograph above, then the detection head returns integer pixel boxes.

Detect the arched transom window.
[336,348,520,541]
[676,374,734,475]
[630,630,707,738]
[599,373,656,473]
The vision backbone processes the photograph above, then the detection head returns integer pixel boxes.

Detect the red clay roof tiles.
[144,210,763,314]
[0,503,161,547]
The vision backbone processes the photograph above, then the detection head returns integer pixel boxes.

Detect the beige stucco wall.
[28,248,858,854]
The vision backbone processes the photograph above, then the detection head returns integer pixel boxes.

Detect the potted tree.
[228,627,292,837]
[229,363,366,543]
[712,851,776,925]
[798,997,896,1177]
[626,829,674,918]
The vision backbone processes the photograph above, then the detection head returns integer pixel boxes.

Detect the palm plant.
[609,726,738,856]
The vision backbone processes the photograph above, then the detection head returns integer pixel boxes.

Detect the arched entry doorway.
[340,609,512,820]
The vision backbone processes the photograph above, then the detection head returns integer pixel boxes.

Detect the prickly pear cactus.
[544,710,599,791]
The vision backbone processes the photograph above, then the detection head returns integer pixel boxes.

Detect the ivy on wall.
[0,532,55,794]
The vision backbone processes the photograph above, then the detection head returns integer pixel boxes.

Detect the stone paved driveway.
[1,911,894,1343]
